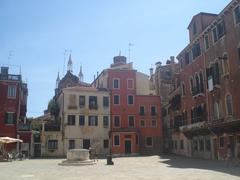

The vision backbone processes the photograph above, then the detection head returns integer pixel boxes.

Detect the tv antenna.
[128,43,134,62]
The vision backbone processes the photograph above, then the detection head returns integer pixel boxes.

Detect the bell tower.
[67,54,73,72]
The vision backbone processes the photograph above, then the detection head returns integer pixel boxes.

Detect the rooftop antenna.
[63,49,67,76]
[7,50,13,66]
[128,43,134,62]
[19,65,22,75]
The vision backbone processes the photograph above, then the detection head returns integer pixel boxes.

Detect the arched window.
[199,71,204,93]
[213,100,222,120]
[195,74,200,94]
[221,53,229,75]
[226,94,233,116]
[190,77,194,94]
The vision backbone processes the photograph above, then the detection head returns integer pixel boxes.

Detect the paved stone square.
[0,155,239,180]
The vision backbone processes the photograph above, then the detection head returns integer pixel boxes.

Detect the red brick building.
[93,55,163,155]
[0,66,30,155]
[168,0,240,160]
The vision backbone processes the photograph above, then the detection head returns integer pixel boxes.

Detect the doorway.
[34,144,41,157]
[229,136,235,157]
[125,140,131,154]
[83,139,90,149]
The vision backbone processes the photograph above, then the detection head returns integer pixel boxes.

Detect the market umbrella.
[0,137,23,144]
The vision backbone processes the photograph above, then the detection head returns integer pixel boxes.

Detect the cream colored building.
[62,86,110,156]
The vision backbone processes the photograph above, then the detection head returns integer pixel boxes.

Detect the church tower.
[56,72,60,89]
[79,65,83,82]
[67,54,73,72]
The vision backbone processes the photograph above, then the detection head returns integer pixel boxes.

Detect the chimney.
[97,71,99,88]
[150,68,153,77]
[1,67,9,75]
[94,75,96,87]
[155,61,162,68]
[170,56,175,64]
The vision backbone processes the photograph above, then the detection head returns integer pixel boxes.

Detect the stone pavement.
[0,155,239,180]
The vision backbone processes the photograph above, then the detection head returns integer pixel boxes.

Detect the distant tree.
[48,99,60,119]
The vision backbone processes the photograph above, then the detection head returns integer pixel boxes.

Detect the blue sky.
[0,0,230,117]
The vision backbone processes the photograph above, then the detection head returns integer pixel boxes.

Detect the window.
[128,95,134,105]
[192,42,201,60]
[199,139,204,151]
[8,85,16,98]
[89,96,97,109]
[151,106,156,116]
[79,116,85,126]
[199,71,204,93]
[234,5,240,24]
[226,94,233,116]
[113,95,120,105]
[193,140,198,151]
[213,100,221,120]
[205,139,211,151]
[204,35,209,50]
[88,116,98,126]
[194,74,200,95]
[128,116,135,128]
[68,94,77,109]
[114,116,120,127]
[180,59,184,69]
[5,112,16,124]
[79,96,85,108]
[212,20,225,43]
[185,52,190,65]
[151,120,157,128]
[140,120,145,127]
[103,96,109,107]
[67,115,75,125]
[207,62,220,87]
[217,21,225,39]
[103,139,109,148]
[190,77,194,93]
[146,137,153,147]
[114,135,120,146]
[48,140,58,150]
[192,21,197,35]
[127,79,134,89]
[103,116,109,127]
[212,27,218,43]
[69,140,75,149]
[222,54,229,75]
[113,79,120,89]
[180,140,184,150]
[139,106,145,116]
[219,137,224,148]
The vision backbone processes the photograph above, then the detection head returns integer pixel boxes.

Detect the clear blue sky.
[0,0,230,117]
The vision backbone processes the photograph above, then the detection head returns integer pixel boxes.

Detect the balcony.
[0,74,21,81]
[44,124,61,131]
[18,124,31,131]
